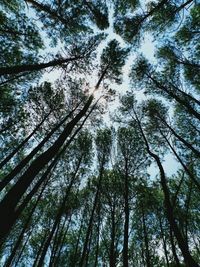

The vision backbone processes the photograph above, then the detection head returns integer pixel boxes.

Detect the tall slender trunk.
[79,161,105,267]
[147,73,200,121]
[0,111,52,169]
[123,159,129,267]
[49,214,72,267]
[161,131,200,191]
[84,230,93,267]
[32,230,49,267]
[158,114,200,158]
[48,220,63,267]
[71,213,85,267]
[109,204,116,267]
[0,56,82,76]
[184,180,193,245]
[169,226,181,267]
[134,112,200,267]
[0,95,93,241]
[37,155,82,267]
[3,177,48,266]
[9,102,94,233]
[158,215,170,267]
[141,205,151,267]
[94,204,101,267]
[12,228,33,267]
[0,101,81,192]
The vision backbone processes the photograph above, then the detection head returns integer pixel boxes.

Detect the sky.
[26,1,180,178]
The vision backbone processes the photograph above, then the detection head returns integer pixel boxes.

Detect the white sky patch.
[25,1,181,179]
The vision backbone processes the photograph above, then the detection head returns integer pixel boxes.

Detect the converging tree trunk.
[134,111,200,267]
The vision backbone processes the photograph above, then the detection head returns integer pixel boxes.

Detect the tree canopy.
[0,0,200,266]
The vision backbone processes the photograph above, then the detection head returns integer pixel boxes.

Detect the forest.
[0,0,200,266]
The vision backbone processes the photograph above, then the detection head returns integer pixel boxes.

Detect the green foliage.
[0,0,200,266]
[100,39,130,84]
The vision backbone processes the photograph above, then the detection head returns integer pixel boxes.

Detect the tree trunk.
[94,204,101,267]
[0,111,52,170]
[3,177,48,266]
[141,205,151,267]
[13,229,33,267]
[147,73,200,121]
[158,215,170,267]
[79,160,105,267]
[71,211,85,267]
[49,214,72,267]
[135,112,200,267]
[0,101,81,192]
[32,230,49,267]
[123,160,129,267]
[36,154,83,267]
[109,204,116,267]
[169,226,181,267]
[0,95,93,241]
[161,131,200,191]
[0,56,82,76]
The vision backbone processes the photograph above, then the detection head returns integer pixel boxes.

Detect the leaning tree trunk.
[79,160,105,267]
[157,114,200,158]
[0,101,81,192]
[37,155,83,267]
[161,131,200,191]
[0,55,82,76]
[0,110,52,170]
[0,95,93,241]
[135,112,200,267]
[147,73,200,121]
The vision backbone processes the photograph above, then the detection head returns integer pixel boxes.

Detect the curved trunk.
[135,112,200,267]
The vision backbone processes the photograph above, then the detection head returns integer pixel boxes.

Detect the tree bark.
[109,204,116,267]
[79,160,105,267]
[134,111,200,267]
[0,111,52,170]
[37,155,83,267]
[0,101,81,192]
[123,159,129,267]
[161,131,200,191]
[0,95,93,241]
[0,56,82,76]
[147,73,200,121]
[141,205,151,267]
